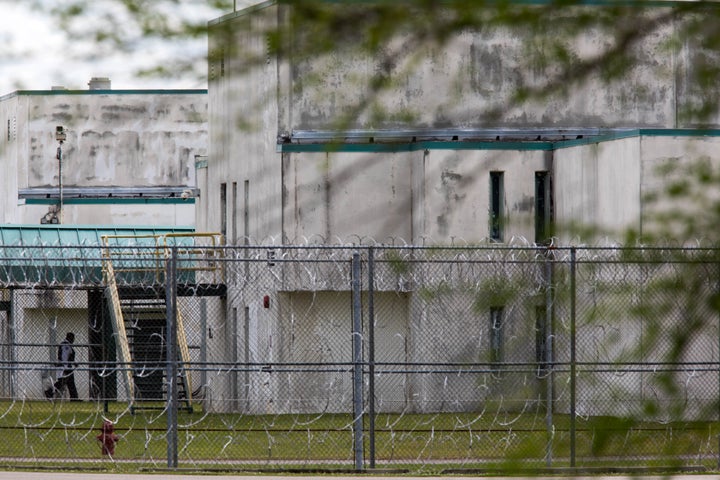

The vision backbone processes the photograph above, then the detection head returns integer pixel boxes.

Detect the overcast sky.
[0,1,230,95]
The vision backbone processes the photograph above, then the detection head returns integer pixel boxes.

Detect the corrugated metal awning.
[0,224,193,246]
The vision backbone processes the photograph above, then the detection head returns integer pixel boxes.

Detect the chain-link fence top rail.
[0,243,719,469]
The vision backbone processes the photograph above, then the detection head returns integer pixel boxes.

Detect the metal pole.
[57,142,63,224]
[545,252,553,467]
[570,247,577,467]
[244,305,251,411]
[166,247,179,468]
[367,247,376,468]
[232,307,238,411]
[200,299,207,403]
[351,252,364,470]
[8,292,16,399]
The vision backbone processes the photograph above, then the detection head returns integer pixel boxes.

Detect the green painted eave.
[0,89,207,102]
[278,128,720,153]
[0,224,196,287]
[278,140,555,153]
[553,128,720,149]
[211,0,720,26]
[24,198,196,206]
[0,224,194,247]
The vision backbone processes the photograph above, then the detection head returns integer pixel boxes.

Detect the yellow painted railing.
[101,259,136,405]
[176,307,192,403]
[100,232,226,284]
[101,233,224,406]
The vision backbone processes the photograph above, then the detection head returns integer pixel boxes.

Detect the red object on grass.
[97,420,119,456]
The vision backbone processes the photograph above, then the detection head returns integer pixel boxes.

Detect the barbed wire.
[0,242,717,470]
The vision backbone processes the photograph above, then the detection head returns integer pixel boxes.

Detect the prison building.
[190,1,720,415]
[0,225,225,411]
[0,80,207,226]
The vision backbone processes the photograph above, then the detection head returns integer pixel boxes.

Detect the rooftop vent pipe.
[88,77,111,90]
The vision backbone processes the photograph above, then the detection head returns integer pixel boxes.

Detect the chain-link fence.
[0,241,719,472]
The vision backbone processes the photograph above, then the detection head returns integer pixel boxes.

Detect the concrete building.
[202,1,720,246]
[0,79,207,226]
[195,1,720,416]
[0,80,209,402]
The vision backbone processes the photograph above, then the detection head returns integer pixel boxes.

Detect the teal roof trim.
[551,129,642,149]
[0,225,195,287]
[279,129,720,153]
[24,198,196,206]
[553,128,720,149]
[1,89,207,101]
[279,140,554,153]
[0,224,194,247]
[210,0,720,26]
[209,1,276,25]
[636,128,720,137]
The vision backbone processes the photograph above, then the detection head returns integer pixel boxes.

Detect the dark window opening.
[231,182,238,244]
[243,180,250,245]
[490,172,504,241]
[220,182,227,237]
[535,171,553,245]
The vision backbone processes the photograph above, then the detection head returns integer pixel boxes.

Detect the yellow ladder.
[101,232,224,408]
[102,259,135,405]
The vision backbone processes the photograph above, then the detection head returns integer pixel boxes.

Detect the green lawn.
[0,400,716,472]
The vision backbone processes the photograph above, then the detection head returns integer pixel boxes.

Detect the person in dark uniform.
[46,332,79,400]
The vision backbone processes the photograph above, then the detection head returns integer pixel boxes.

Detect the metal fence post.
[166,247,179,469]
[367,247,376,468]
[8,292,16,399]
[570,247,577,467]
[200,299,207,404]
[351,252,364,470]
[544,251,553,467]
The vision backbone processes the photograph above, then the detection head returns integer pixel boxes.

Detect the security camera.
[55,125,66,142]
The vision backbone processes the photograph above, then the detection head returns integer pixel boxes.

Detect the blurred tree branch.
[10,0,719,126]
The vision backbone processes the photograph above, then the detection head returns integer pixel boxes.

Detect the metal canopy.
[18,186,199,200]
[0,225,196,287]
[0,224,193,246]
[281,127,636,144]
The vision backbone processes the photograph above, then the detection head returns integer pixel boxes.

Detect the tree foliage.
[271,0,720,123]
[15,0,233,84]
[17,1,720,125]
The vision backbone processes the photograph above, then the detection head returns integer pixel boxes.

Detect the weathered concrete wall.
[23,94,204,188]
[8,289,88,400]
[207,4,283,245]
[280,147,548,244]
[206,289,410,415]
[0,90,207,226]
[554,134,720,244]
[554,137,643,243]
[199,3,720,418]
[206,3,707,245]
[282,5,684,131]
[282,151,415,243]
[22,202,194,226]
[639,135,720,241]
[420,149,549,243]
[0,95,23,224]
